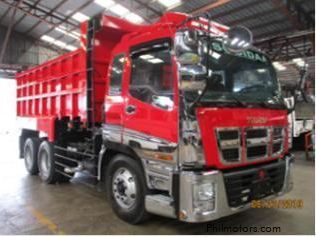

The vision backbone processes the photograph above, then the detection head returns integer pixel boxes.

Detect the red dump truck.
[16,12,294,224]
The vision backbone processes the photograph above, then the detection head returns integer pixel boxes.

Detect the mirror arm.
[187,15,212,114]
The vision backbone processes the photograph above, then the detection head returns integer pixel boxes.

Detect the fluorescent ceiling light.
[72,31,81,37]
[54,40,66,48]
[273,62,286,71]
[41,35,55,43]
[41,35,76,51]
[125,12,144,23]
[110,4,130,15]
[292,58,303,62]
[65,45,78,51]
[94,0,115,8]
[55,27,79,40]
[72,12,89,22]
[140,54,154,60]
[292,58,305,67]
[148,58,164,64]
[158,0,181,8]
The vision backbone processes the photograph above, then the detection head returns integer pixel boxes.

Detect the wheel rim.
[24,147,32,170]
[112,167,137,209]
[39,150,50,179]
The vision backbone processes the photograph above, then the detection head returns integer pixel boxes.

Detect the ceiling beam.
[190,0,231,15]
[251,18,287,33]
[255,30,315,61]
[211,0,262,19]
[133,0,162,17]
[11,0,42,29]
[0,0,76,29]
[36,0,95,49]
[24,0,70,35]
[0,5,11,24]
[226,4,282,26]
[0,0,24,63]
[254,26,293,41]
[271,0,302,29]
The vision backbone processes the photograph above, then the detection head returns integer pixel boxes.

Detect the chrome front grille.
[272,127,284,156]
[245,127,269,160]
[217,128,241,163]
[216,127,285,163]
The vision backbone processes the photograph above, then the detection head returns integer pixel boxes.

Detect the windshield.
[182,40,285,108]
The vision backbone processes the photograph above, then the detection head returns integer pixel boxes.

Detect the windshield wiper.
[229,94,248,107]
[256,96,286,109]
[238,85,267,94]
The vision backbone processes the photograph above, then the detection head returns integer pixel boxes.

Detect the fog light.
[193,182,216,214]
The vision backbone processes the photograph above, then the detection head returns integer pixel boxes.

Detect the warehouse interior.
[0,0,315,235]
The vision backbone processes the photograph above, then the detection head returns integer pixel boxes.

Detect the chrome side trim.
[101,124,178,192]
[179,119,205,167]
[145,194,176,218]
[142,159,174,192]
[102,124,123,144]
[123,128,177,151]
[281,153,294,193]
[97,145,107,180]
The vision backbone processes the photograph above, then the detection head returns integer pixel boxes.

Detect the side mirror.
[183,30,198,46]
[223,26,253,53]
[175,30,206,76]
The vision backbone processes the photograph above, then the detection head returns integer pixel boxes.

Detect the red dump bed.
[16,15,140,125]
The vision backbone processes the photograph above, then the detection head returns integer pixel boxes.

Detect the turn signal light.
[154,154,173,161]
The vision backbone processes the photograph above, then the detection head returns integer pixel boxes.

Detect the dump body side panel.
[16,49,87,141]
[16,15,140,141]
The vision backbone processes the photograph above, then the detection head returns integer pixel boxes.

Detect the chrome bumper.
[145,154,294,223]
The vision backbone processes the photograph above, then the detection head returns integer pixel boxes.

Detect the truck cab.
[17,12,294,224]
[101,12,294,222]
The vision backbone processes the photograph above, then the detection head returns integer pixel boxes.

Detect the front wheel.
[105,154,150,224]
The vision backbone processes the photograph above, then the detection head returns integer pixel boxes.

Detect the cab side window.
[129,45,174,110]
[109,54,125,95]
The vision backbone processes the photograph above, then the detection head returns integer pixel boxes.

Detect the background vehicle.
[16,12,294,224]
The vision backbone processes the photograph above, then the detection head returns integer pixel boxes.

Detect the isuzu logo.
[247,116,268,124]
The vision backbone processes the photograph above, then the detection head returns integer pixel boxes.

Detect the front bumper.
[145,154,294,222]
[178,154,294,223]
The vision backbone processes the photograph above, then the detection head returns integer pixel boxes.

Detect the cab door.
[123,40,178,146]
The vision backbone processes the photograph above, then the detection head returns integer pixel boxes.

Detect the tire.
[24,138,40,175]
[37,141,71,184]
[105,154,150,224]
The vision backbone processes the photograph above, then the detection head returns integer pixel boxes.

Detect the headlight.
[193,182,216,214]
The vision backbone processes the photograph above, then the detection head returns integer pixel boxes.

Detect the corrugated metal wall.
[0,25,61,67]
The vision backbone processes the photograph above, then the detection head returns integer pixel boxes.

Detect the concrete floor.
[0,134,314,235]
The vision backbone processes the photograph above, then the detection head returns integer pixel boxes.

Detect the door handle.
[125,105,136,115]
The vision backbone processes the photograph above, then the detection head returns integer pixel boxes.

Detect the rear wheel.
[24,138,40,175]
[37,141,71,184]
[105,154,150,224]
